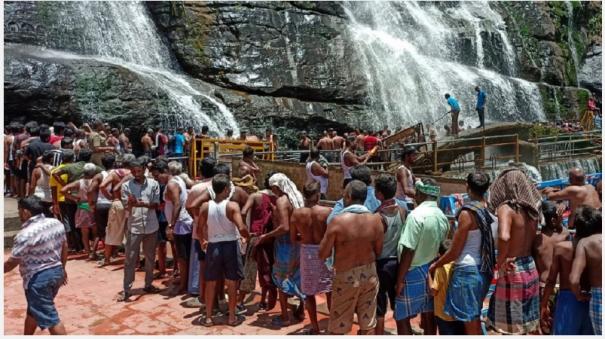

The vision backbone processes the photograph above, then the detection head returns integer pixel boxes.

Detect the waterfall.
[565,1,580,87]
[345,1,545,130]
[539,157,602,180]
[553,88,562,120]
[42,1,239,135]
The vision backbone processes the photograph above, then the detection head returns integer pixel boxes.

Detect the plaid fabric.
[272,234,304,299]
[591,287,602,335]
[487,256,539,334]
[394,263,433,320]
[300,244,333,295]
[487,168,542,220]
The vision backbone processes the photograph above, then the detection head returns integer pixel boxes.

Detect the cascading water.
[565,1,580,87]
[345,1,545,130]
[37,1,239,135]
[540,157,602,180]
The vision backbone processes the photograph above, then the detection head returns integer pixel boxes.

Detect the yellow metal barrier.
[188,137,275,179]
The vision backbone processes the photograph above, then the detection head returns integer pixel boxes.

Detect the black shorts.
[59,202,77,233]
[157,221,168,243]
[205,240,243,281]
[94,203,111,239]
[376,257,399,317]
[194,239,205,261]
[174,233,192,261]
[16,161,28,180]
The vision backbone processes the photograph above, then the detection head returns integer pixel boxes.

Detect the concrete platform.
[4,250,417,335]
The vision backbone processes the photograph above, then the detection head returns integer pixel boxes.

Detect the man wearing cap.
[396,146,418,210]
[395,178,449,335]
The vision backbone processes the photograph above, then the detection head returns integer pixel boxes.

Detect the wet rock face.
[146,1,367,104]
[579,44,602,95]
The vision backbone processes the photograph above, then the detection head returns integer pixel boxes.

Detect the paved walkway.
[4,250,415,335]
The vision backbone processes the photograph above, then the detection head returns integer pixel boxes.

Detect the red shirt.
[363,135,380,151]
[49,134,63,145]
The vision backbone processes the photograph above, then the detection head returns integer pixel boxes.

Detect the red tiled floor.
[4,250,419,335]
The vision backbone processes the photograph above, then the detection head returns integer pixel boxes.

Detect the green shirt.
[62,162,103,184]
[397,200,449,268]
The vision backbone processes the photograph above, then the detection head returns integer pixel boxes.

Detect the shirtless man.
[107,128,120,153]
[184,157,216,307]
[119,128,132,154]
[97,153,135,267]
[291,182,333,334]
[533,201,570,293]
[570,206,602,335]
[241,172,278,310]
[257,173,305,326]
[487,169,542,334]
[543,167,601,228]
[355,130,366,150]
[298,131,311,163]
[239,146,260,181]
[341,136,371,188]
[316,131,334,162]
[331,130,345,151]
[141,129,154,158]
[541,210,594,335]
[319,180,383,335]
[395,146,418,209]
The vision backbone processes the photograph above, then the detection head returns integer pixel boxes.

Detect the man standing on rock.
[319,180,384,335]
[4,196,68,335]
[543,167,601,229]
[475,86,487,129]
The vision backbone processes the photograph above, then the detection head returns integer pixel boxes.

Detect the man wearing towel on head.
[486,168,542,334]
[257,173,306,327]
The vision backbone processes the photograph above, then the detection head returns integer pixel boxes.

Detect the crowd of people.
[3,118,603,336]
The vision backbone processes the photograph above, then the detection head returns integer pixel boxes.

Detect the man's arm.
[312,162,329,178]
[400,168,416,197]
[166,181,180,225]
[261,198,291,240]
[197,203,209,242]
[28,168,40,196]
[319,223,336,260]
[496,205,512,269]
[227,202,249,239]
[396,247,415,295]
[430,210,472,272]
[240,193,256,221]
[61,180,80,203]
[88,175,102,212]
[540,245,561,330]
[52,167,68,187]
[4,257,19,273]
[99,171,114,198]
[570,240,587,300]
[374,216,384,256]
[543,186,578,202]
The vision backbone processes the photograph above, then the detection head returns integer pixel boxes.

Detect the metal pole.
[515,134,520,163]
[213,141,219,160]
[433,141,438,173]
[481,136,486,169]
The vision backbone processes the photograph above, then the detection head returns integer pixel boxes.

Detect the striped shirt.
[11,214,66,290]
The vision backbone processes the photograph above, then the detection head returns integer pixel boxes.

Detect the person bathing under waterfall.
[475,86,487,129]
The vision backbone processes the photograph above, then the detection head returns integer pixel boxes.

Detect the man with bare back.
[487,168,542,334]
[291,182,333,334]
[543,167,601,229]
[319,180,384,335]
[541,207,594,335]
[570,206,602,335]
[97,153,135,267]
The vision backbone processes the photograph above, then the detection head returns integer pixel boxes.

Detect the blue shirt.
[327,186,381,224]
[476,90,487,109]
[447,97,460,111]
[174,133,185,154]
